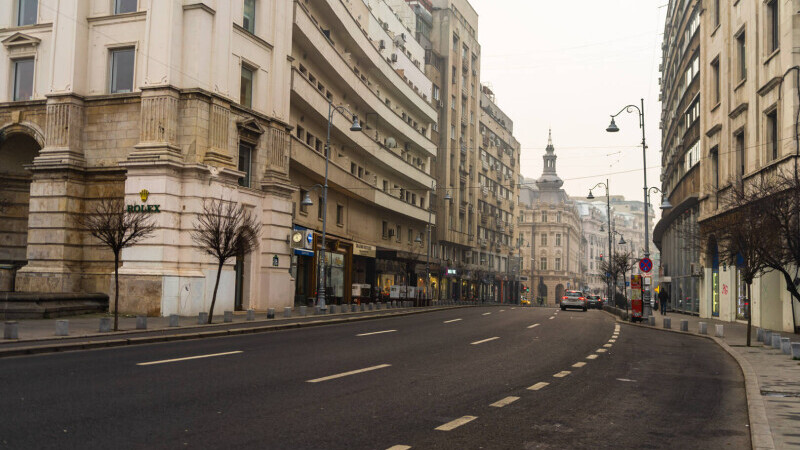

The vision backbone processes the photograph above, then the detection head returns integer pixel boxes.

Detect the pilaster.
[202,99,235,168]
[127,87,182,163]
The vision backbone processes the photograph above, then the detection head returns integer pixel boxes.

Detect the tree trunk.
[208,261,224,324]
[778,269,799,333]
[746,281,752,347]
[114,251,120,331]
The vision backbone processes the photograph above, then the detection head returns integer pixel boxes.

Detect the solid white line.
[553,371,571,378]
[386,446,412,450]
[527,382,549,391]
[436,416,478,431]
[444,318,462,323]
[137,351,243,366]
[482,312,492,316]
[527,323,540,329]
[572,362,587,368]
[490,396,520,408]
[356,330,397,336]
[471,337,500,345]
[586,354,598,360]
[306,364,391,383]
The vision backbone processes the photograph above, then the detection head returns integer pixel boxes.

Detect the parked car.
[586,295,602,309]
[560,290,587,311]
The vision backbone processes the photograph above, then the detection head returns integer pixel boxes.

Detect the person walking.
[658,285,669,315]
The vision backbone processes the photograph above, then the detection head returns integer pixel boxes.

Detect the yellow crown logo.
[139,189,149,202]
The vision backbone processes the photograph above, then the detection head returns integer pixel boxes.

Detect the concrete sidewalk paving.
[647,311,800,450]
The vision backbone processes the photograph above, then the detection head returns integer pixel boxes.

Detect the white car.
[560,290,587,311]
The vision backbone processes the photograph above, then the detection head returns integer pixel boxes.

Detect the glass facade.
[661,205,700,314]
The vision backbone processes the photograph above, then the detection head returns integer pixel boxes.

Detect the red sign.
[639,257,653,273]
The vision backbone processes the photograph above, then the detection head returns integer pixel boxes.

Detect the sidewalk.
[646,310,800,450]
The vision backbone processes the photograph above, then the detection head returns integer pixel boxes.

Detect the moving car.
[586,295,602,309]
[560,290,587,311]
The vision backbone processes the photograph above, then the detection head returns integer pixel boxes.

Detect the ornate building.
[519,132,581,305]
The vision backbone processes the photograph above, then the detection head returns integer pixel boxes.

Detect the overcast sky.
[470,0,667,221]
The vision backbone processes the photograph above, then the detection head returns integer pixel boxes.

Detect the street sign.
[639,257,653,273]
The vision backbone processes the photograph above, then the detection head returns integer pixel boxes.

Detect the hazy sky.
[470,0,667,220]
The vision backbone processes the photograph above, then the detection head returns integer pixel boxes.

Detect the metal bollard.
[715,324,724,338]
[314,306,322,315]
[699,322,707,335]
[55,320,69,336]
[764,331,773,346]
[99,317,112,332]
[246,309,256,321]
[136,316,147,330]
[300,306,307,316]
[267,308,275,319]
[360,303,365,312]
[648,316,655,326]
[772,334,782,349]
[369,303,374,311]
[329,305,338,314]
[781,338,791,355]
[224,311,233,323]
[757,328,764,342]
[169,314,180,327]
[198,312,208,324]
[663,317,671,329]
[792,342,800,360]
[284,307,292,318]
[351,304,357,313]
[680,319,688,331]
[4,321,18,339]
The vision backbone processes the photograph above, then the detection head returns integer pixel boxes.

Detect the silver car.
[560,290,587,311]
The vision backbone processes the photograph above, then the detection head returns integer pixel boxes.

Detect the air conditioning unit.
[391,54,398,62]
[379,40,386,50]
[382,22,389,31]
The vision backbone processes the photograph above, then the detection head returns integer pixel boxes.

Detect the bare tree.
[614,250,637,315]
[79,198,156,331]
[191,199,261,324]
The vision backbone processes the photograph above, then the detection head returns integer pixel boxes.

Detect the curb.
[604,311,775,450]
[0,306,471,359]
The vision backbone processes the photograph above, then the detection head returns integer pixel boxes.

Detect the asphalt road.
[0,307,749,449]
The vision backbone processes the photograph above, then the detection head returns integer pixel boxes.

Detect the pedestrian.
[658,286,668,315]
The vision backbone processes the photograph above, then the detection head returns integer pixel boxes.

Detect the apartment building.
[574,201,609,295]
[0,0,295,315]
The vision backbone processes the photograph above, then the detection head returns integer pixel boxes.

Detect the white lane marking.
[490,396,520,408]
[471,337,500,345]
[306,364,391,383]
[527,382,549,391]
[527,323,540,329]
[572,362,587,368]
[499,309,505,312]
[356,330,397,337]
[386,446,411,450]
[137,351,243,366]
[444,318,462,324]
[617,378,637,383]
[436,416,478,431]
[548,316,555,320]
[511,307,516,310]
[597,349,608,353]
[482,312,492,316]
[586,354,598,360]
[603,343,613,348]
[608,339,616,343]
[553,371,571,378]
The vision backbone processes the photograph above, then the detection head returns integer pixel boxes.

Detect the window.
[710,147,719,192]
[299,189,309,214]
[408,228,413,243]
[240,64,254,108]
[396,225,401,242]
[711,58,720,105]
[736,31,746,81]
[238,143,252,187]
[540,257,547,271]
[336,205,344,226]
[684,140,700,172]
[555,258,561,271]
[541,211,547,222]
[17,0,37,26]
[109,47,135,93]
[432,85,440,101]
[767,109,779,161]
[318,197,324,220]
[114,0,137,14]
[243,0,256,34]
[557,212,562,223]
[555,234,561,246]
[767,0,778,54]
[713,0,720,27]
[541,233,547,246]
[735,131,746,176]
[382,221,388,238]
[12,58,34,101]
[451,95,456,110]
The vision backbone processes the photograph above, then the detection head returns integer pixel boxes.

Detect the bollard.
[368,303,374,311]
[781,338,791,355]
[246,309,256,321]
[648,316,655,326]
[360,303,365,312]
[757,328,764,342]
[198,312,208,324]
[55,320,69,336]
[99,317,112,332]
[284,307,292,318]
[300,306,308,316]
[772,334,782,349]
[169,314,180,327]
[764,331,773,346]
[715,324,724,338]
[224,311,233,323]
[680,319,688,332]
[329,305,338,314]
[267,308,275,319]
[699,322,708,335]
[314,306,322,315]
[663,317,671,329]
[351,304,357,313]
[4,321,18,339]
[136,316,147,330]
[792,343,800,360]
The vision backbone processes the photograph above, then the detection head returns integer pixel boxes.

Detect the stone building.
[0,0,296,315]
[573,201,608,295]
[518,132,581,305]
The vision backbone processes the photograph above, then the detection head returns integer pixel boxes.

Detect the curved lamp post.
[587,180,613,304]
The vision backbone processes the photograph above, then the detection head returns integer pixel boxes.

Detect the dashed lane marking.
[553,371,571,378]
[436,416,478,431]
[357,330,397,337]
[597,349,608,353]
[137,351,243,366]
[608,339,616,343]
[490,396,520,408]
[499,309,505,312]
[444,318,462,324]
[482,312,492,316]
[549,316,555,320]
[306,364,391,383]
[586,354,598,360]
[386,446,411,450]
[572,362,587,368]
[527,382,549,391]
[471,337,500,345]
[603,343,613,348]
[527,323,540,329]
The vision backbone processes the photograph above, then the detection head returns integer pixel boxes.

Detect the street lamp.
[588,179,613,305]
[647,186,673,210]
[305,102,362,312]
[606,99,652,259]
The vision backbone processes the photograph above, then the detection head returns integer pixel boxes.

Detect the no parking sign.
[639,257,653,273]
